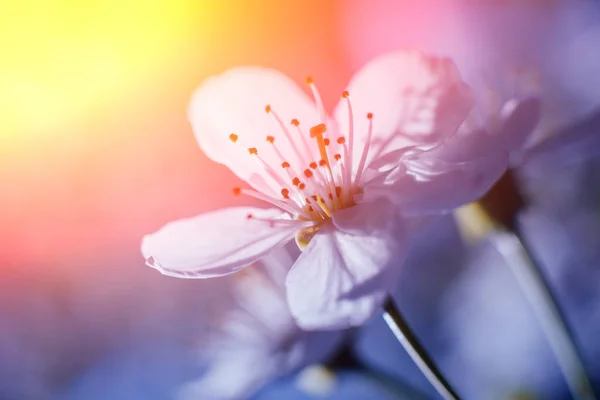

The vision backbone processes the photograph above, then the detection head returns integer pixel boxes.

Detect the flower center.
[230,78,374,247]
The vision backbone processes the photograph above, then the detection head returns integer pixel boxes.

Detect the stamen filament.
[255,153,295,195]
[241,188,309,219]
[249,216,314,228]
[307,77,327,124]
[342,92,355,189]
[355,113,374,185]
[267,106,307,169]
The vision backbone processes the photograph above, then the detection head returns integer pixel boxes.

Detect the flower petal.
[286,200,406,330]
[383,154,509,216]
[141,207,297,278]
[188,67,323,193]
[523,107,600,171]
[334,50,473,170]
[427,97,541,164]
[499,97,541,152]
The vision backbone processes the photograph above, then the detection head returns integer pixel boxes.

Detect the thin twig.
[382,297,460,400]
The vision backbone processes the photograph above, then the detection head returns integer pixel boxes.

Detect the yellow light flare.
[0,0,218,148]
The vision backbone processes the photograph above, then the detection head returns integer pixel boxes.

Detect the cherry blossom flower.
[179,244,342,400]
[141,50,524,329]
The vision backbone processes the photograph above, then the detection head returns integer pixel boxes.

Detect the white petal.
[334,50,473,171]
[188,67,323,193]
[386,154,509,216]
[286,201,406,330]
[429,97,541,164]
[141,207,297,278]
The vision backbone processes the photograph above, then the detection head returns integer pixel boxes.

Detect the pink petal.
[286,200,406,330]
[416,98,540,165]
[334,50,474,171]
[188,67,323,194]
[386,154,509,216]
[141,207,297,278]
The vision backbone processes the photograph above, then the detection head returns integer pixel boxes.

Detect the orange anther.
[281,188,290,199]
[246,213,253,219]
[292,177,301,186]
[310,123,327,138]
[323,138,330,146]
[309,161,318,169]
[334,154,342,161]
[299,183,306,190]
[266,136,275,143]
[265,104,272,113]
[311,195,318,201]
[367,112,373,119]
[305,76,314,85]
[232,187,242,196]
[291,118,300,126]
[307,205,314,212]
[248,147,258,155]
[304,169,313,178]
[319,159,327,166]
[229,133,239,143]
[342,90,349,98]
[328,193,334,200]
[337,137,345,144]
[281,161,291,169]
[335,186,342,197]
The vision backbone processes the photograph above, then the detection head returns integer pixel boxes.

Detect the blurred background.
[1,0,599,399]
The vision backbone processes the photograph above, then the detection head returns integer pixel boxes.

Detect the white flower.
[179,244,342,400]
[141,50,519,329]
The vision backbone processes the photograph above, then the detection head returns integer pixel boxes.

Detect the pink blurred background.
[1,0,353,270]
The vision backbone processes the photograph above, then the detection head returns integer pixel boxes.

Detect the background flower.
[338,0,600,146]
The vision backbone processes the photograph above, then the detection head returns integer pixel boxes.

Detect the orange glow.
[0,0,216,147]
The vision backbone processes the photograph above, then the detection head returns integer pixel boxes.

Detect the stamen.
[334,154,342,161]
[266,136,275,143]
[306,76,327,124]
[342,92,354,191]
[266,105,307,171]
[292,120,317,168]
[281,188,290,199]
[240,188,307,218]
[253,217,313,227]
[248,213,315,229]
[309,123,339,209]
[281,161,290,168]
[304,169,313,178]
[232,187,242,196]
[249,148,300,203]
[355,113,374,185]
[229,133,239,143]
[310,124,329,167]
